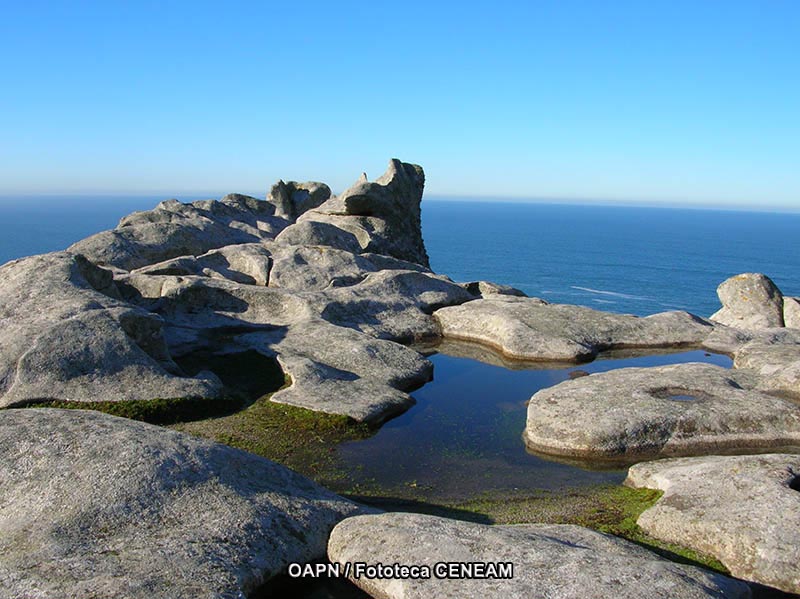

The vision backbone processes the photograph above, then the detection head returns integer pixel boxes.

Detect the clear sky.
[1,1,798,208]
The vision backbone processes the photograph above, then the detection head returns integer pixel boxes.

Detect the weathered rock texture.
[69,194,288,271]
[268,180,331,220]
[710,273,785,330]
[281,159,430,267]
[0,252,222,408]
[0,408,369,599]
[733,341,800,398]
[327,512,750,599]
[434,296,714,362]
[524,363,800,461]
[627,454,800,594]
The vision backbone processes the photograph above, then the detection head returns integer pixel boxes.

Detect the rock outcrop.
[0,408,369,599]
[69,194,288,271]
[0,160,469,422]
[460,280,528,298]
[524,363,800,461]
[327,512,750,599]
[268,180,331,220]
[710,273,785,330]
[627,454,800,594]
[0,252,222,408]
[133,243,273,286]
[434,296,714,362]
[280,159,430,267]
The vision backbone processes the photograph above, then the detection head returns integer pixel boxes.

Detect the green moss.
[172,387,373,478]
[27,395,244,425]
[443,485,727,573]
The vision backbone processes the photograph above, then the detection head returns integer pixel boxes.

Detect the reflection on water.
[335,348,732,502]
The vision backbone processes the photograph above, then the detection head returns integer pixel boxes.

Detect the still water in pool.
[335,347,732,502]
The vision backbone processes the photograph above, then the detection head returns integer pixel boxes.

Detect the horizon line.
[0,191,798,215]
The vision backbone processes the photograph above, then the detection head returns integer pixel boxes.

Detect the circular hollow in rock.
[650,387,713,403]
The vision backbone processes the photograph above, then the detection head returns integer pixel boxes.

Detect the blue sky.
[1,1,798,208]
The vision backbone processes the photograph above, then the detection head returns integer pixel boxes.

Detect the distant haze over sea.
[2,195,799,318]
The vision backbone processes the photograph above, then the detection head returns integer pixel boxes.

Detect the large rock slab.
[434,296,714,362]
[626,454,800,594]
[314,269,474,342]
[282,159,430,267]
[327,512,749,599]
[70,194,288,271]
[524,363,800,461]
[236,319,433,424]
[0,408,369,599]
[710,273,785,331]
[702,324,800,355]
[0,252,221,408]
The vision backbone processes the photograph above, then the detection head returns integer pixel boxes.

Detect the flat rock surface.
[313,269,474,342]
[627,454,800,594]
[434,296,714,361]
[327,512,749,599]
[0,409,368,599]
[524,363,800,461]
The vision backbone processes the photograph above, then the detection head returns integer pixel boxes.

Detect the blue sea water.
[2,195,800,318]
[423,200,800,317]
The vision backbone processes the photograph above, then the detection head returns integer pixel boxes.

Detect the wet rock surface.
[627,453,800,594]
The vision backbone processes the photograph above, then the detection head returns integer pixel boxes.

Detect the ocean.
[2,195,800,318]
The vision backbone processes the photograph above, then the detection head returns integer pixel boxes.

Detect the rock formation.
[627,454,800,594]
[268,180,331,220]
[0,252,222,407]
[434,296,714,362]
[280,159,430,267]
[0,160,462,423]
[524,363,800,461]
[327,512,750,598]
[783,296,800,328]
[710,273,785,330]
[0,409,369,598]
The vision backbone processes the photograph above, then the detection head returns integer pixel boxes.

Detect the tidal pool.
[334,347,732,502]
